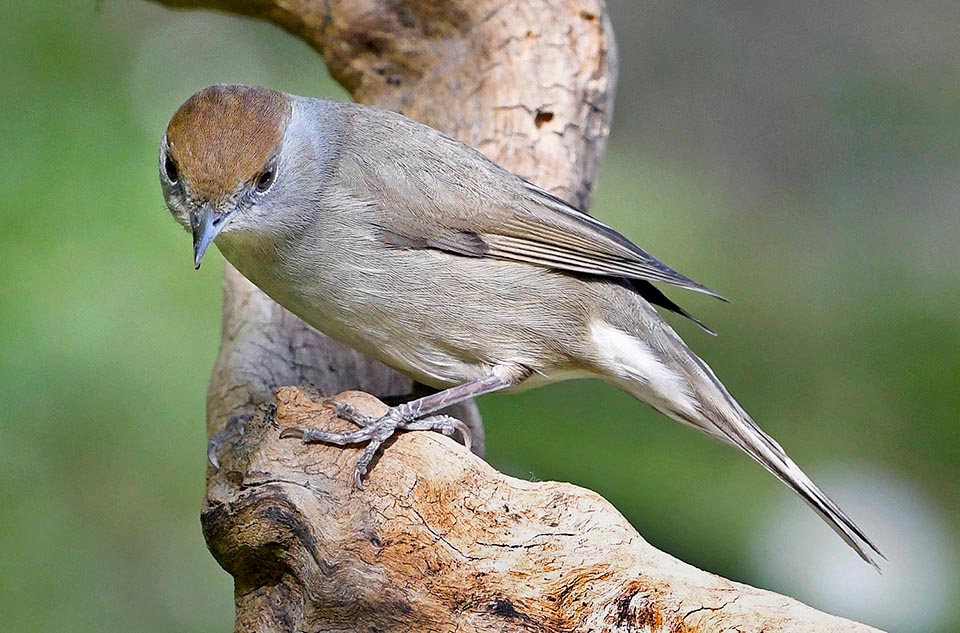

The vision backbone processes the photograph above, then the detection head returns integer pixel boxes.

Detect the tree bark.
[149,1,885,631]
[205,387,882,632]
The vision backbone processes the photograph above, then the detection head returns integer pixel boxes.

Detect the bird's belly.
[222,240,588,389]
[234,262,491,388]
[299,301,495,388]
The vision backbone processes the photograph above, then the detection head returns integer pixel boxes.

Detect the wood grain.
[203,387,883,632]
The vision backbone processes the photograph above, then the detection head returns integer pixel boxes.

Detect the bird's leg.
[379,381,439,407]
[281,367,527,487]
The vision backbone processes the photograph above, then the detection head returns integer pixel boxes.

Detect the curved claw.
[436,416,472,451]
[451,419,473,452]
[207,442,221,470]
[207,413,251,470]
[279,426,305,440]
[399,415,472,451]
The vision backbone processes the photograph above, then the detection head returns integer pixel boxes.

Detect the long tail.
[591,317,885,569]
[687,351,884,569]
[678,351,884,570]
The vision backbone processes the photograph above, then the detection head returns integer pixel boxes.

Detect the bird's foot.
[280,399,472,488]
[207,412,252,469]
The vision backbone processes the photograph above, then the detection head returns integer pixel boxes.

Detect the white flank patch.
[589,321,697,415]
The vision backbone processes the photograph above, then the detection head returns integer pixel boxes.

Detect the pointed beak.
[190,204,230,269]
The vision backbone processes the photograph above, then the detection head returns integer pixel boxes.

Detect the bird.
[160,84,883,568]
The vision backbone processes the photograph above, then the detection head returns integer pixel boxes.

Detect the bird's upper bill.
[164,85,290,205]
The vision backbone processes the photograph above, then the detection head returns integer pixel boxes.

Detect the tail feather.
[721,412,883,569]
[591,309,884,568]
[681,354,885,570]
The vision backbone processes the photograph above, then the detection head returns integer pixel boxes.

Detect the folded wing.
[353,134,723,327]
[486,182,725,300]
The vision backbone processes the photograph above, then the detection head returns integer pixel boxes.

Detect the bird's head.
[160,84,322,269]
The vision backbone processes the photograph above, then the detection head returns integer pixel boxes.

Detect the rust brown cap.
[165,85,291,204]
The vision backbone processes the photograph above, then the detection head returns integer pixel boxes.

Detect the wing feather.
[502,182,726,299]
[345,115,724,303]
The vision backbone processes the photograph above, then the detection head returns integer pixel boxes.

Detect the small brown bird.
[160,84,882,568]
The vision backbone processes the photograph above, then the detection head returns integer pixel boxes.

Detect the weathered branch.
[148,0,884,631]
[206,387,882,632]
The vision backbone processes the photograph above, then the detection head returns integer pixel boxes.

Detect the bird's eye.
[163,154,179,184]
[255,166,275,193]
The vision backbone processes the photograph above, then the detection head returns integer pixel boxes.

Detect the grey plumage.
[161,85,883,568]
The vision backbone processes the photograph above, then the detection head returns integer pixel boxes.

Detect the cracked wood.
[203,388,884,632]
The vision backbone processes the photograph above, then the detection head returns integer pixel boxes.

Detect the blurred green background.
[1,1,957,631]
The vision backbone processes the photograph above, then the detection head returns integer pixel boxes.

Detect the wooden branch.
[204,387,883,632]
[148,0,885,631]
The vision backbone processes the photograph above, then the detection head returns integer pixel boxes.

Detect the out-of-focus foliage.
[0,1,956,631]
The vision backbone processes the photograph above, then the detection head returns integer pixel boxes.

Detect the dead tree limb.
[207,387,882,632]
[148,1,885,631]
